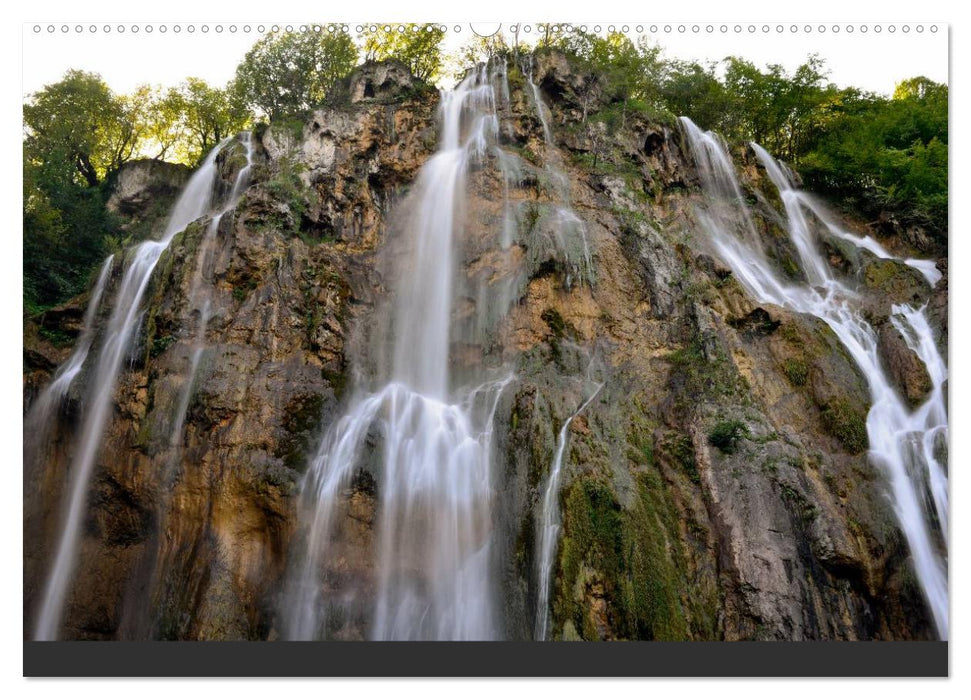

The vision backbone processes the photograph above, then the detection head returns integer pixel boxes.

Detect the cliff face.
[23,55,945,641]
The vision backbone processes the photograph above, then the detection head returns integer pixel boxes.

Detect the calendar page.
[21,17,949,678]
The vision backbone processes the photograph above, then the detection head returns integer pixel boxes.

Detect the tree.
[233,28,358,120]
[455,31,512,67]
[660,60,731,132]
[171,78,250,164]
[23,141,120,313]
[127,84,186,161]
[799,77,948,238]
[24,70,136,187]
[718,55,835,161]
[361,24,446,82]
[550,31,665,126]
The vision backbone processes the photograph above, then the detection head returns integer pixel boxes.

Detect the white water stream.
[33,138,241,640]
[285,68,513,640]
[680,117,948,639]
[534,380,603,640]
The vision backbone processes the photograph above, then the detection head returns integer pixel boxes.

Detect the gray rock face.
[106,159,192,227]
[349,60,417,103]
[878,323,933,407]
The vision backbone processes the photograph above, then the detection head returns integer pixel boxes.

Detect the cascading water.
[32,138,238,641]
[524,60,593,288]
[679,117,949,639]
[167,133,254,462]
[285,67,513,640]
[24,254,114,462]
[534,379,603,641]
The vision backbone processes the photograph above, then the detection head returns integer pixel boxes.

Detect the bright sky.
[22,21,948,99]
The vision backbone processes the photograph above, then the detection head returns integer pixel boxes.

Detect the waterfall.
[534,380,603,641]
[285,67,513,640]
[679,117,948,639]
[524,61,593,288]
[32,138,236,641]
[167,133,254,461]
[24,254,115,462]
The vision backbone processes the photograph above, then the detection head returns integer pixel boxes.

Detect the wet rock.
[860,256,930,323]
[878,323,933,407]
[23,54,943,643]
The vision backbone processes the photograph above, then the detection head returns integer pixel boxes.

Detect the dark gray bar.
[24,641,947,677]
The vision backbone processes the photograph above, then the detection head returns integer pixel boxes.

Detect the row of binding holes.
[31,24,352,34]
[32,23,939,34]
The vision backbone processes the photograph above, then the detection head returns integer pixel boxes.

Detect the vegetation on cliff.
[23,27,946,313]
[22,27,947,643]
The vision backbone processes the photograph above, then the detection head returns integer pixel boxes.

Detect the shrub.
[821,400,869,454]
[782,358,810,386]
[707,419,749,454]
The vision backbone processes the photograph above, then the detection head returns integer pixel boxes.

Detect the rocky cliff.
[23,54,946,641]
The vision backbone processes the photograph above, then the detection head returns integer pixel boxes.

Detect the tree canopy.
[23,29,948,314]
[232,29,358,119]
[361,24,447,83]
[544,32,947,242]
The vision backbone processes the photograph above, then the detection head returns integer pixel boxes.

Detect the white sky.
[22,21,948,99]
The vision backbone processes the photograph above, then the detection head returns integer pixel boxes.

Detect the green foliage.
[665,335,738,404]
[23,70,137,187]
[23,141,121,312]
[165,78,251,165]
[821,399,869,454]
[555,474,696,640]
[361,24,446,83]
[265,157,314,228]
[150,334,176,358]
[549,31,668,125]
[659,60,733,134]
[662,53,947,241]
[540,308,567,338]
[707,420,749,454]
[782,358,810,386]
[23,69,253,312]
[799,78,948,238]
[453,32,512,69]
[232,29,358,120]
[659,432,699,484]
[38,326,75,348]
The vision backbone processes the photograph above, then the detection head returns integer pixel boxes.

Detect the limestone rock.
[878,323,933,407]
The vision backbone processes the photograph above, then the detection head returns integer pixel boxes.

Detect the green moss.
[232,276,260,304]
[612,206,650,239]
[659,432,699,484]
[321,366,347,401]
[707,419,749,454]
[521,201,542,235]
[779,483,819,523]
[782,358,810,386]
[863,259,898,289]
[541,308,567,338]
[664,336,739,405]
[38,326,75,348]
[619,473,692,640]
[150,334,176,359]
[553,472,700,641]
[781,254,801,279]
[265,156,315,225]
[555,478,624,637]
[821,399,869,454]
